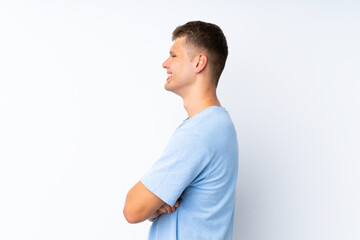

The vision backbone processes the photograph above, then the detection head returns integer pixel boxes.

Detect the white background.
[0,0,359,239]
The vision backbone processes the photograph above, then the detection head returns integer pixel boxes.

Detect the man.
[123,21,239,240]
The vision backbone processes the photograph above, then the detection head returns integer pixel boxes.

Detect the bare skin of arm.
[123,181,179,223]
[148,201,179,222]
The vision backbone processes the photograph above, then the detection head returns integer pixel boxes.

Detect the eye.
[171,55,176,58]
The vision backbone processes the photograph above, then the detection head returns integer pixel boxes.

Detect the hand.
[148,200,179,222]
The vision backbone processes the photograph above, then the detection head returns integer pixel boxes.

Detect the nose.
[162,57,169,69]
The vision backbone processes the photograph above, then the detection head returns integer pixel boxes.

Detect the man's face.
[162,36,196,96]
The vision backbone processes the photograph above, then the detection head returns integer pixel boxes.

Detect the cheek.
[184,62,194,74]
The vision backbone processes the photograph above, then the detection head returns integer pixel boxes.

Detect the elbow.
[123,205,145,224]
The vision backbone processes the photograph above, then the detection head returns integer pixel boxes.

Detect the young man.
[123,21,239,240]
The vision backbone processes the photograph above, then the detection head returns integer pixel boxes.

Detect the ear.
[195,53,207,73]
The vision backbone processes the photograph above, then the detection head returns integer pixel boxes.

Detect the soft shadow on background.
[0,1,359,239]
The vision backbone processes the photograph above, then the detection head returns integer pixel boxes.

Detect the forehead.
[170,36,187,53]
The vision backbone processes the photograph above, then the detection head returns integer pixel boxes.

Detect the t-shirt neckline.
[183,106,225,122]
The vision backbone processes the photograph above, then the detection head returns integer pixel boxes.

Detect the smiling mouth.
[167,73,173,81]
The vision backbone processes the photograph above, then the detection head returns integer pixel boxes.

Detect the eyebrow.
[169,50,175,55]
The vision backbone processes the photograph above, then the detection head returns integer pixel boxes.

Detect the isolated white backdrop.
[0,1,359,239]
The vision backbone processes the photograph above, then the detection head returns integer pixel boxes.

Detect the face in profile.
[162,36,197,96]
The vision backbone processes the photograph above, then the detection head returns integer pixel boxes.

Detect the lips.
[166,72,173,81]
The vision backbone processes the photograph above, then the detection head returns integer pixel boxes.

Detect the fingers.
[163,204,173,214]
[149,201,181,221]
[158,202,179,215]
[155,201,181,219]
[171,201,179,212]
[158,206,167,214]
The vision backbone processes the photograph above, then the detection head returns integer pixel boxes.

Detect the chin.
[164,87,175,94]
[164,82,172,90]
[164,84,179,95]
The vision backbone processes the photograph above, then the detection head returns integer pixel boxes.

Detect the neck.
[182,85,221,119]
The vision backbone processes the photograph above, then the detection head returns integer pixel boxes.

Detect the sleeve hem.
[140,179,176,206]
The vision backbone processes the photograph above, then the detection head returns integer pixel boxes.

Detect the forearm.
[123,182,164,224]
[147,201,180,222]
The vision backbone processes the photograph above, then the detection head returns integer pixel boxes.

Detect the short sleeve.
[141,129,211,206]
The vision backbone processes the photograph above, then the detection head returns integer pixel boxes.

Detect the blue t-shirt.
[141,106,239,240]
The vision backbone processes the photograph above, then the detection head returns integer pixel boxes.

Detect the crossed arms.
[123,181,179,223]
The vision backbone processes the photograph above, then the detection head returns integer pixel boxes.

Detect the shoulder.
[168,128,211,155]
[180,109,237,152]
